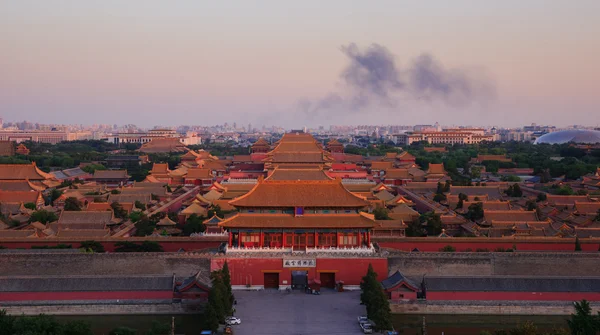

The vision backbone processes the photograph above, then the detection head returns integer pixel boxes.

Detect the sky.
[1,1,599,128]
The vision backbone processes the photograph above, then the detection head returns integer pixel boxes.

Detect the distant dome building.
[534,129,600,144]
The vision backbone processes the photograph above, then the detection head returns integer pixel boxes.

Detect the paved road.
[231,289,367,335]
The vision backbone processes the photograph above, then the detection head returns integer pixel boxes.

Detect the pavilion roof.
[427,163,446,175]
[0,180,46,192]
[157,216,177,226]
[371,161,393,171]
[202,189,223,201]
[186,168,212,179]
[180,202,208,216]
[265,167,332,181]
[0,191,42,204]
[547,195,590,206]
[484,210,540,222]
[253,137,270,147]
[219,212,376,228]
[85,202,113,212]
[0,163,52,180]
[385,168,410,179]
[93,170,129,179]
[150,163,170,176]
[574,202,600,215]
[139,138,186,153]
[229,179,370,208]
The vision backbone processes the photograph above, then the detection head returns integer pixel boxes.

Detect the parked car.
[225,316,242,325]
[200,331,213,335]
[360,322,373,334]
[357,316,369,324]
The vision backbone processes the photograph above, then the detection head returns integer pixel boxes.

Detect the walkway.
[232,289,367,335]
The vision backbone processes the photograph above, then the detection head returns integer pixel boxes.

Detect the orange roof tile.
[213,199,236,211]
[427,163,446,175]
[371,161,394,170]
[186,168,212,179]
[0,163,52,180]
[484,210,539,222]
[151,163,170,175]
[385,168,410,179]
[574,202,600,215]
[0,191,42,204]
[229,179,370,208]
[140,138,186,153]
[547,195,590,206]
[85,203,112,211]
[463,201,511,210]
[265,168,332,181]
[219,213,376,228]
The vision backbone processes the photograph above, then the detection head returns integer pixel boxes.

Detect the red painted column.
[314,231,318,248]
[228,232,232,247]
[282,232,287,247]
[239,232,244,247]
[260,231,264,248]
[336,231,340,247]
[357,230,361,247]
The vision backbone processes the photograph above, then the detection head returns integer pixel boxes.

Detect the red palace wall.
[377,239,600,252]
[211,257,388,287]
[0,239,224,252]
[428,292,600,301]
[0,291,173,301]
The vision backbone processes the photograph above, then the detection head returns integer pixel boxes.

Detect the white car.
[225,316,241,325]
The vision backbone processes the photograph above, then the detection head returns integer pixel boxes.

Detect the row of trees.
[479,300,600,335]
[202,262,234,331]
[0,310,170,335]
[360,264,393,331]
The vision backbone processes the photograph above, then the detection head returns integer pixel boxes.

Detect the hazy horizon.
[1,1,599,128]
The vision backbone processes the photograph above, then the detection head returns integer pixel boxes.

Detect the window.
[338,234,357,246]
[318,233,336,246]
[241,234,259,243]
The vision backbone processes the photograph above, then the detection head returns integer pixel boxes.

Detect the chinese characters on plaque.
[283,259,316,268]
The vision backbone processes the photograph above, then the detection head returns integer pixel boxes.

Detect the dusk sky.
[1,1,599,128]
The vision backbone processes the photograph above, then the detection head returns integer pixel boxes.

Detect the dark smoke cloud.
[298,43,494,119]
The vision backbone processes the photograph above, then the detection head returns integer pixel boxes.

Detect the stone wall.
[391,300,600,315]
[0,252,212,278]
[1,303,191,316]
[387,252,600,277]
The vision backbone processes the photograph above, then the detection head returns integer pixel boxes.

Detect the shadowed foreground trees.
[360,264,393,331]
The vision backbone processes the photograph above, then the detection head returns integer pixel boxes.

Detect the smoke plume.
[298,43,494,120]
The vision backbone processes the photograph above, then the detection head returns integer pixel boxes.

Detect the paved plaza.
[231,289,368,335]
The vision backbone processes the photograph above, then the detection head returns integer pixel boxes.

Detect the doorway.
[319,272,336,289]
[291,270,308,289]
[263,273,279,289]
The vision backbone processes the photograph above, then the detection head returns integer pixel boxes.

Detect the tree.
[110,202,128,219]
[425,213,443,236]
[49,189,63,205]
[208,273,226,323]
[505,184,523,197]
[134,200,146,210]
[183,214,206,236]
[140,241,163,252]
[436,182,444,195]
[439,245,456,252]
[134,215,155,237]
[111,189,121,195]
[29,210,58,224]
[373,207,391,220]
[443,180,451,192]
[221,261,233,308]
[567,300,600,335]
[207,204,226,218]
[64,197,83,211]
[202,303,219,332]
[595,209,600,222]
[23,202,36,210]
[62,320,94,335]
[360,264,393,331]
[406,219,425,237]
[466,202,484,221]
[79,240,105,253]
[470,166,482,179]
[109,327,137,335]
[537,193,548,202]
[575,237,582,252]
[433,193,446,203]
[144,320,170,335]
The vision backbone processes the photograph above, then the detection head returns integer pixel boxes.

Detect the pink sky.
[1,1,599,128]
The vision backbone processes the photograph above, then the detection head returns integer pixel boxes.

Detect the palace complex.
[0,131,599,308]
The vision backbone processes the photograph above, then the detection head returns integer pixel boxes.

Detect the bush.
[31,244,72,249]
[80,240,105,253]
[475,248,489,252]
[439,245,456,252]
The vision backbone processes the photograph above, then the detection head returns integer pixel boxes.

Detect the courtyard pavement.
[230,289,368,335]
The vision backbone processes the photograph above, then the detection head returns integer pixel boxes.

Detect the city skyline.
[1,1,599,128]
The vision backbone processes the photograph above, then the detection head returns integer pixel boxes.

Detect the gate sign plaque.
[283,259,316,268]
